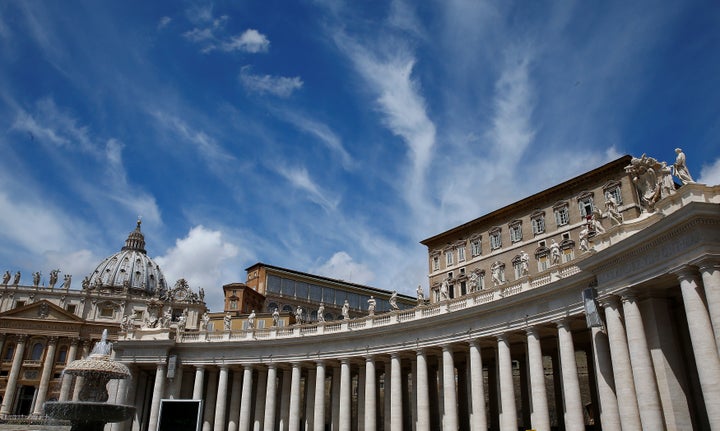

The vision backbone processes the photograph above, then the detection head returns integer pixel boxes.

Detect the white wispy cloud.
[312,251,375,285]
[221,29,270,53]
[333,34,436,215]
[276,165,339,211]
[699,158,720,185]
[12,98,96,154]
[276,109,354,169]
[239,66,303,97]
[155,225,242,311]
[157,16,172,30]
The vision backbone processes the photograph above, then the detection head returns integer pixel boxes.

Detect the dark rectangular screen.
[157,399,202,431]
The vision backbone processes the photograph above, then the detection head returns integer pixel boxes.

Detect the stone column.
[621,292,666,430]
[389,353,403,431]
[468,340,487,431]
[253,368,268,431]
[147,362,167,431]
[557,319,585,431]
[72,341,91,401]
[279,369,291,431]
[32,337,58,415]
[340,358,352,431]
[238,366,254,431]
[0,335,27,416]
[601,296,642,430]
[58,338,79,401]
[525,328,550,431]
[698,260,720,354]
[331,366,340,431]
[313,361,326,431]
[677,267,720,429]
[263,364,278,431]
[288,363,302,431]
[305,368,316,431]
[203,368,219,431]
[497,334,517,431]
[193,365,205,400]
[415,350,429,431]
[214,365,230,431]
[590,326,621,431]
[358,365,366,430]
[227,369,243,431]
[359,356,374,431]
[441,345,459,430]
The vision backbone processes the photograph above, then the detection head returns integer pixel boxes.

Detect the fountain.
[44,329,136,431]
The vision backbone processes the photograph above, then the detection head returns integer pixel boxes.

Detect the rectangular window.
[579,197,594,217]
[15,301,25,308]
[309,284,323,302]
[100,306,114,318]
[446,251,454,266]
[510,225,522,243]
[555,206,569,226]
[67,304,77,314]
[490,232,502,250]
[563,249,574,262]
[478,273,485,290]
[471,240,481,257]
[531,216,545,235]
[432,256,440,271]
[267,275,282,293]
[280,278,295,297]
[457,247,466,262]
[537,256,549,272]
[295,282,309,300]
[606,187,623,205]
[513,262,523,280]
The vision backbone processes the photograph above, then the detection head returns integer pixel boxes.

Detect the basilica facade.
[112,151,719,431]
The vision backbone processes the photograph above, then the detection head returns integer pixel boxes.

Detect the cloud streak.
[239,67,303,97]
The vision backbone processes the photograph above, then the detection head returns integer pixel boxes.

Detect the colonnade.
[117,262,720,431]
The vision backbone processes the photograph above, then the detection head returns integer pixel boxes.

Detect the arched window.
[282,305,293,313]
[31,342,44,360]
[4,343,15,361]
[267,302,278,312]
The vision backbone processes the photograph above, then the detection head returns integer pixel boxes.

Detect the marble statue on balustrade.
[272,308,279,326]
[223,312,232,330]
[439,276,450,301]
[120,315,131,332]
[491,261,503,286]
[389,290,399,310]
[61,274,72,290]
[317,303,325,323]
[341,300,350,320]
[416,285,425,303]
[2,270,10,286]
[625,153,679,211]
[519,251,530,276]
[13,271,21,286]
[49,269,59,289]
[604,194,623,225]
[367,296,376,316]
[579,227,590,252]
[248,310,256,328]
[673,148,695,184]
[161,308,172,328]
[32,271,41,287]
[550,240,561,265]
[590,208,606,234]
[468,271,479,292]
[82,276,90,289]
[201,312,210,330]
[177,310,187,332]
[295,305,303,324]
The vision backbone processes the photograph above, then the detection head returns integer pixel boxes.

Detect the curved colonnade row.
[114,202,720,431]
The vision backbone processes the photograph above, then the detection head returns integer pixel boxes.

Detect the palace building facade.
[112,150,719,431]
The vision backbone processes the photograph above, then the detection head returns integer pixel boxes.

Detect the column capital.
[597,294,621,309]
[365,355,375,363]
[555,317,572,330]
[47,336,58,345]
[16,334,28,343]
[672,265,701,281]
[441,344,454,353]
[697,259,720,273]
[467,338,481,348]
[340,357,351,364]
[195,364,206,371]
[496,333,509,343]
[619,289,639,303]
[525,326,540,338]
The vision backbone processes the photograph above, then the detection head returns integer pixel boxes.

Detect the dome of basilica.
[85,220,167,295]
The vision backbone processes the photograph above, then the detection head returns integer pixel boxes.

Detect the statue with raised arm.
[367,296,376,316]
[2,271,10,286]
[389,291,399,310]
[673,148,695,185]
[49,270,60,288]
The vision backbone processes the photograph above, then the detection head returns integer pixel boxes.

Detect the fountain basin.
[44,402,135,431]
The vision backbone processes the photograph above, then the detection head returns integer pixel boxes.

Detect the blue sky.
[0,0,718,311]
